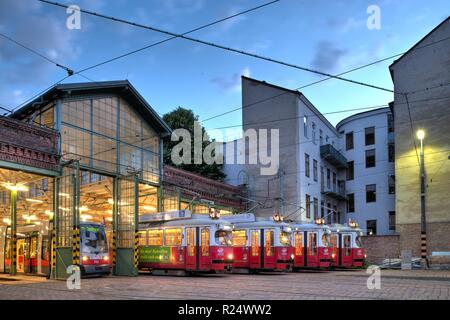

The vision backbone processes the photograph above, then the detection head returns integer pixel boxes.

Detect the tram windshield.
[215,230,232,246]
[81,224,107,254]
[279,231,291,246]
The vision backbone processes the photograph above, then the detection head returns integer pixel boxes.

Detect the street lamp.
[416,129,428,268]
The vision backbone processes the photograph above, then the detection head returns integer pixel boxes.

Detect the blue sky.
[0,0,448,140]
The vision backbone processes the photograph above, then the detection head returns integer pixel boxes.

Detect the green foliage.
[162,107,226,181]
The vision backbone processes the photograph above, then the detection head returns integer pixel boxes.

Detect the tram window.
[215,230,232,246]
[164,229,182,246]
[30,237,37,259]
[295,233,303,256]
[42,237,50,262]
[265,231,274,257]
[138,231,147,246]
[279,231,291,246]
[201,228,210,256]
[148,229,163,246]
[308,233,317,256]
[343,235,351,256]
[251,231,259,256]
[186,228,195,257]
[355,235,362,248]
[232,230,247,247]
[321,233,330,247]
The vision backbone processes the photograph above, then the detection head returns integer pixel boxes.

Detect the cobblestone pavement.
[0,269,449,300]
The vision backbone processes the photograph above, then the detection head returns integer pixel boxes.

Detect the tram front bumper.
[81,264,111,275]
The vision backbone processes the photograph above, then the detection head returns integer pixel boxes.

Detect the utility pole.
[417,129,428,268]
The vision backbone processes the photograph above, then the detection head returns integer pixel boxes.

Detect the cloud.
[311,41,347,73]
[210,67,251,93]
[0,0,79,109]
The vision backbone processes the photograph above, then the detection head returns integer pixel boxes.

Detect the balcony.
[320,144,348,169]
[321,180,347,201]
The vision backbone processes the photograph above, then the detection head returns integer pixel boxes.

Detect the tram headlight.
[364,254,367,259]
[103,255,109,262]
[331,253,336,259]
[227,253,233,261]
[290,254,295,260]
[82,256,89,262]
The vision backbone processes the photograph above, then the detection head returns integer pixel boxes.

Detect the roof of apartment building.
[11,80,172,135]
[241,76,340,135]
[389,16,450,71]
[336,107,391,129]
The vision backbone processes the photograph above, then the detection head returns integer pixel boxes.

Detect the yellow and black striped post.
[421,232,427,259]
[11,233,17,275]
[112,231,117,267]
[72,226,80,266]
[51,229,57,272]
[134,232,139,269]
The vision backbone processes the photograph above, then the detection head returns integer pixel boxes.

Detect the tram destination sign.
[140,210,192,223]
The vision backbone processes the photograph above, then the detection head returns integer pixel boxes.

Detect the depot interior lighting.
[2,183,29,192]
[2,218,11,225]
[26,198,44,204]
[142,205,157,211]
[81,214,92,221]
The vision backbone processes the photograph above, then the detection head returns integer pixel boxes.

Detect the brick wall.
[361,235,400,264]
[398,222,450,265]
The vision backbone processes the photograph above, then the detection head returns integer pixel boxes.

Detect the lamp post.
[416,129,428,268]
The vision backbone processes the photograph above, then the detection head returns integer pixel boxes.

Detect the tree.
[162,107,226,181]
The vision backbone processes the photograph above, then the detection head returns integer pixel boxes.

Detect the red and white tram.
[329,221,366,268]
[138,210,233,275]
[224,213,293,273]
[289,219,332,269]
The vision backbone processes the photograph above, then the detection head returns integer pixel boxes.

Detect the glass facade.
[60,96,160,184]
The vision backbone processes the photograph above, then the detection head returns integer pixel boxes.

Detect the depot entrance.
[0,168,54,276]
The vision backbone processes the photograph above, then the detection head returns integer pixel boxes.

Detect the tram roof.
[329,224,362,233]
[231,219,292,229]
[140,214,232,228]
[288,222,331,231]
[10,80,172,136]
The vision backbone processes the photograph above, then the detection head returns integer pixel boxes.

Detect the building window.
[327,203,331,224]
[365,149,376,168]
[305,194,311,219]
[346,161,354,180]
[366,184,376,203]
[327,169,331,188]
[388,175,395,194]
[367,220,377,235]
[332,172,337,191]
[333,205,338,223]
[347,193,355,213]
[326,135,329,143]
[388,113,394,133]
[312,122,316,144]
[365,127,375,145]
[303,116,308,138]
[346,132,354,150]
[313,159,318,182]
[320,166,324,188]
[388,143,395,162]
[320,201,324,218]
[389,211,396,231]
[305,153,310,178]
[319,129,323,145]
[313,198,318,219]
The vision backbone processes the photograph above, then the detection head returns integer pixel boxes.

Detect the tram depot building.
[0,81,244,278]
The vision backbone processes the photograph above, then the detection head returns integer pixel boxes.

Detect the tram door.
[307,232,319,267]
[199,227,210,271]
[249,229,260,269]
[185,227,197,271]
[341,234,352,266]
[263,230,275,269]
[27,234,38,274]
[293,231,304,266]
[16,238,25,273]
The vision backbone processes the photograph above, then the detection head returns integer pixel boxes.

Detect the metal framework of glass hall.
[3,82,170,279]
